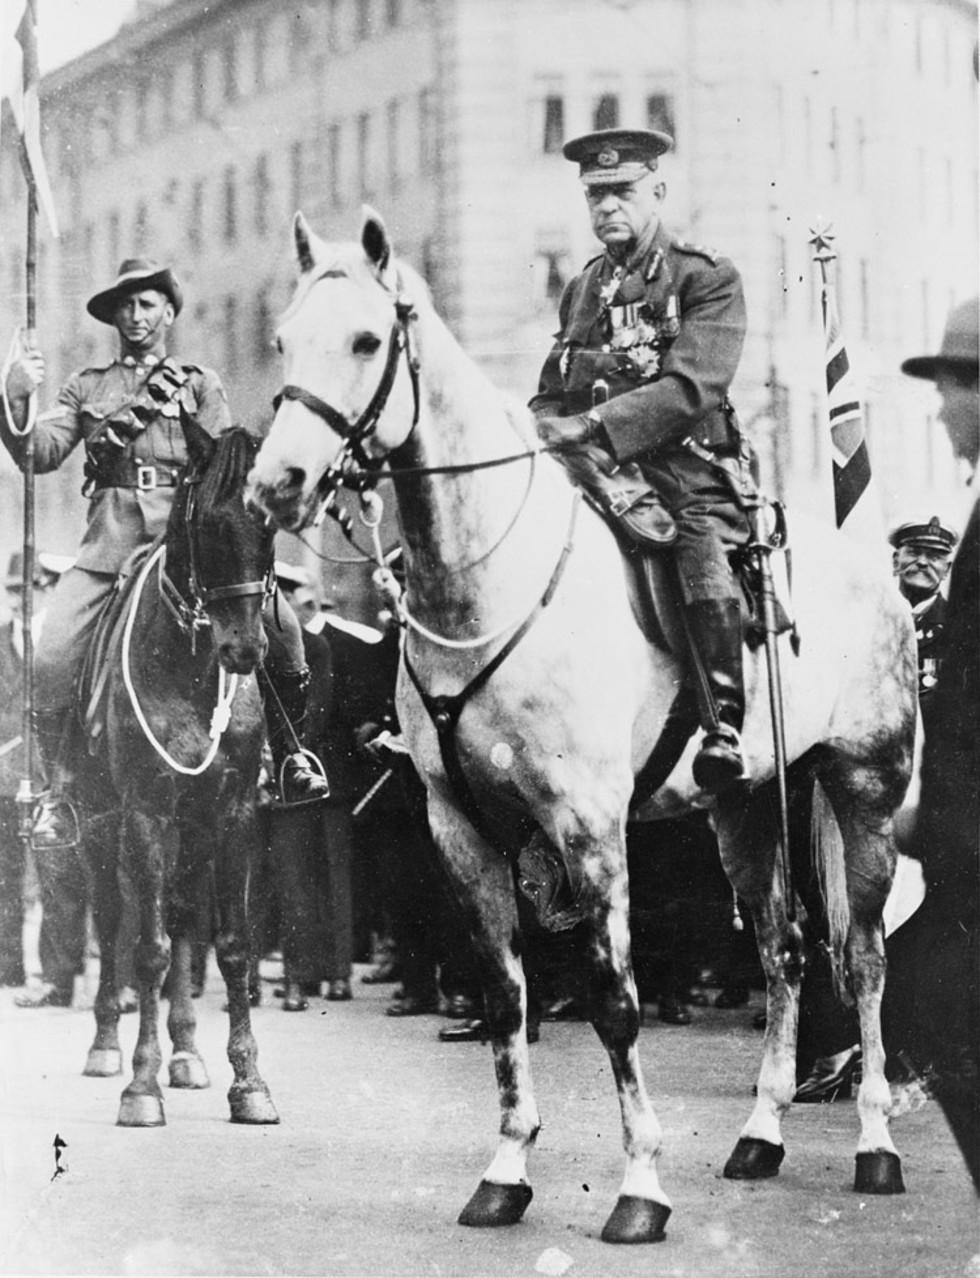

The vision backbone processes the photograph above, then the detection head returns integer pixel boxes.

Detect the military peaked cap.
[87,258,184,325]
[562,128,673,186]
[888,516,959,553]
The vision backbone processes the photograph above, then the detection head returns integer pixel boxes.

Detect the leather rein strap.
[401,494,581,851]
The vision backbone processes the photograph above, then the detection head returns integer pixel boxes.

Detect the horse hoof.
[83,1048,122,1077]
[117,1093,166,1127]
[854,1151,905,1194]
[229,1089,280,1124]
[169,1052,210,1089]
[723,1136,785,1179]
[600,1195,670,1244]
[458,1180,533,1227]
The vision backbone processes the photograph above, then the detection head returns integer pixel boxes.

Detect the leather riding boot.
[682,598,746,794]
[554,448,677,548]
[259,666,330,807]
[32,709,80,850]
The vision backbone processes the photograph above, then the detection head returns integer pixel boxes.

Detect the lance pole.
[16,179,38,843]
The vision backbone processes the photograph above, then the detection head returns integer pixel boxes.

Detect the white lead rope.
[122,544,240,776]
[1,328,38,437]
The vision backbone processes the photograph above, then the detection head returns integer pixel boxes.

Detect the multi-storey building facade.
[1,0,976,613]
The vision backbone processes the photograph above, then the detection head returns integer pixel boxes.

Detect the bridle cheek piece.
[271,277,421,496]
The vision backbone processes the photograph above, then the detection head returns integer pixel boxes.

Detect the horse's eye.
[353,332,382,357]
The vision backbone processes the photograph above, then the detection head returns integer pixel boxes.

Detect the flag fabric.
[813,242,870,528]
[1,0,59,236]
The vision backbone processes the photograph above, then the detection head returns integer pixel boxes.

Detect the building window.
[108,209,120,268]
[537,250,569,304]
[328,123,342,207]
[136,80,149,140]
[829,107,841,183]
[419,87,437,172]
[223,34,238,102]
[543,95,564,154]
[646,93,675,144]
[159,67,174,131]
[188,180,204,252]
[385,0,401,26]
[327,0,340,49]
[253,20,268,90]
[290,8,312,66]
[254,290,272,364]
[592,93,619,131]
[357,111,372,197]
[193,50,207,117]
[133,201,148,254]
[254,154,270,237]
[223,166,237,243]
[290,140,304,212]
[356,0,371,41]
[386,99,401,191]
[224,295,238,374]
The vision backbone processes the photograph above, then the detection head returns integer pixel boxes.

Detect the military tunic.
[910,591,947,728]
[530,221,752,602]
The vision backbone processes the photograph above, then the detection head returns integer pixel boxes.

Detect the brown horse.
[246,211,916,1242]
[80,416,278,1128]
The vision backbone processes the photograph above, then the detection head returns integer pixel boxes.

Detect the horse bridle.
[272,271,421,491]
[160,475,274,638]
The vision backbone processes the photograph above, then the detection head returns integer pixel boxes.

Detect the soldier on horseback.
[531,128,755,794]
[1,257,330,849]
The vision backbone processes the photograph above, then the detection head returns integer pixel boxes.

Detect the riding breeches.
[35,567,307,714]
[638,449,750,604]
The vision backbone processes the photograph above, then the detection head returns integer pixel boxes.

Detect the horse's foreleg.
[166,889,210,1090]
[585,847,671,1245]
[212,805,278,1124]
[716,794,804,1180]
[83,818,124,1078]
[117,804,172,1127]
[429,806,538,1228]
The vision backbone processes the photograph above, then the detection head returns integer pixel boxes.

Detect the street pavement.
[1,957,977,1278]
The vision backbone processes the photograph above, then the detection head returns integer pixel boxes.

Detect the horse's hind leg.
[715,789,804,1180]
[212,802,278,1124]
[820,765,906,1194]
[581,822,671,1244]
[117,802,173,1127]
[427,801,539,1229]
[83,814,124,1078]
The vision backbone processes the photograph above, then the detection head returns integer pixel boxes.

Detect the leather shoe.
[658,996,692,1026]
[14,982,72,1008]
[715,984,750,1009]
[385,992,440,1017]
[326,978,352,1001]
[282,981,309,1012]
[438,1017,541,1045]
[794,1046,862,1103]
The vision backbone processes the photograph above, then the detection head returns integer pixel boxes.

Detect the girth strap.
[402,494,580,851]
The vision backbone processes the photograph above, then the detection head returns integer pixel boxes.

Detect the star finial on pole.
[808,219,837,268]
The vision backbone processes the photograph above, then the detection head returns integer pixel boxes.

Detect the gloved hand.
[535,411,609,452]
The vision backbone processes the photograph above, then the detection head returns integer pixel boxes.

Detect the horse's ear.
[361,205,392,275]
[293,211,316,275]
[179,404,215,470]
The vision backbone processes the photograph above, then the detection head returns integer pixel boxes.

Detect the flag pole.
[16,173,38,842]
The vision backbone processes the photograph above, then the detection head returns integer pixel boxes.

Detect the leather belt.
[93,461,181,491]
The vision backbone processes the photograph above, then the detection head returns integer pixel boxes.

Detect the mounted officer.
[1,257,329,848]
[531,129,754,793]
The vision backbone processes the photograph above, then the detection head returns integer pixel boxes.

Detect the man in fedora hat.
[882,297,979,1188]
[530,128,757,793]
[2,258,329,849]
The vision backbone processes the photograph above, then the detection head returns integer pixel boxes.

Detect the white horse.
[246,211,917,1244]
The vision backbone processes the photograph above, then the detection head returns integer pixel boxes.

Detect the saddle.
[75,545,157,750]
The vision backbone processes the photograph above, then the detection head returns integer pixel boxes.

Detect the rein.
[122,544,241,776]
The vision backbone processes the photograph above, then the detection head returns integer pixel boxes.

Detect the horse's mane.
[193,425,262,509]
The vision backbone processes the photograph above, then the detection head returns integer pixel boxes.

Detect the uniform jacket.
[529,221,747,461]
[911,590,947,703]
[0,356,230,574]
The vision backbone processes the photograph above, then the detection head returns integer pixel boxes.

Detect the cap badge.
[597,146,619,167]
